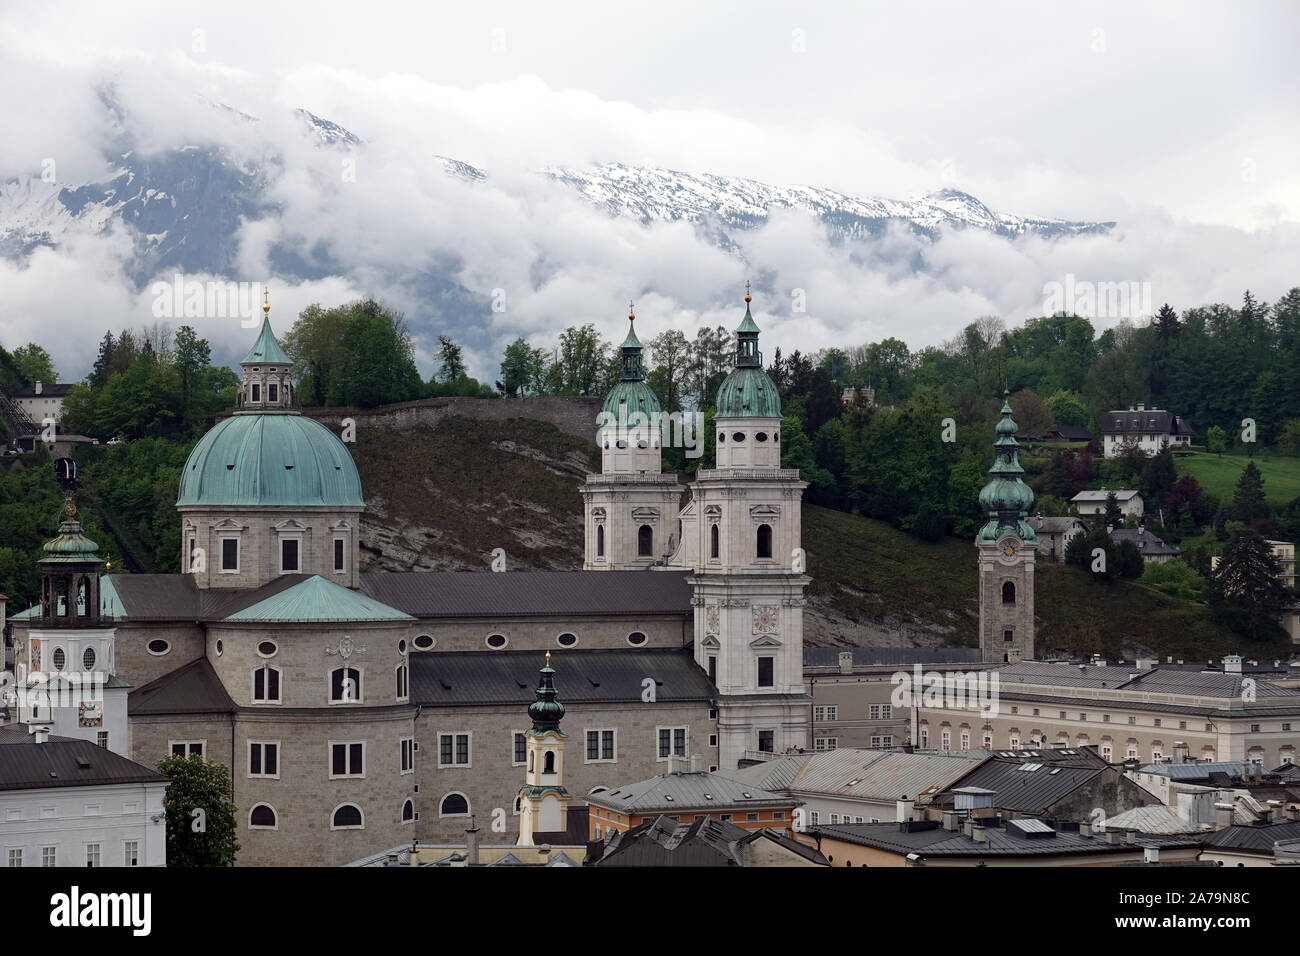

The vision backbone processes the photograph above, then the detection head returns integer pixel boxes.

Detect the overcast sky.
[2,0,1297,380]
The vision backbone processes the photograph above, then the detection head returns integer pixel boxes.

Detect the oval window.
[215,639,223,656]
[257,641,278,658]
[556,633,578,648]
[717,432,725,442]
[626,631,648,647]
[774,432,779,443]
[486,634,508,649]
[732,432,745,442]
[755,432,768,442]
[414,635,435,650]
[52,647,66,670]
[83,647,96,671]
[615,440,628,449]
[147,639,170,655]
[398,639,408,655]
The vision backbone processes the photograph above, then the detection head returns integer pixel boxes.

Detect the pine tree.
[1207,530,1290,639]
[89,331,115,390]
[1233,461,1267,523]
[1104,491,1123,528]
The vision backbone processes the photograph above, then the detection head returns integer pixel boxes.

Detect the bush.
[1141,559,1205,600]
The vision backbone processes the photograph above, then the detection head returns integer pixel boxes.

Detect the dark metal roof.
[360,570,693,619]
[589,813,827,867]
[531,806,590,846]
[1048,426,1095,441]
[803,647,982,668]
[410,648,714,706]
[13,383,74,398]
[591,770,793,814]
[99,573,309,622]
[1203,820,1300,854]
[129,657,236,715]
[935,747,1115,814]
[0,724,169,791]
[1111,528,1180,556]
[1103,410,1194,437]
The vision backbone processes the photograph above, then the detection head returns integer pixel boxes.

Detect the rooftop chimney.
[896,796,915,823]
[31,724,51,744]
[1144,846,1160,864]
[1079,821,1092,837]
[1125,829,1136,844]
[971,824,987,843]
[1223,655,1243,675]
[1215,803,1235,829]
[943,810,960,832]
[35,380,43,395]
[1137,403,1145,412]
[465,815,480,866]
[689,754,700,773]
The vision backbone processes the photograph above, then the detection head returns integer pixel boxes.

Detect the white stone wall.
[178,506,363,589]
[0,780,168,867]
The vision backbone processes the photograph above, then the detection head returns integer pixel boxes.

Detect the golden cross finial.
[744,280,751,304]
[628,300,635,321]
[545,649,551,667]
[263,286,270,316]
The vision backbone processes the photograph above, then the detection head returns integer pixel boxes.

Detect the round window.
[52,647,66,670]
[615,440,628,449]
[398,639,408,655]
[414,635,435,650]
[717,432,725,442]
[257,641,277,657]
[486,634,508,649]
[83,647,96,671]
[147,639,170,655]
[774,432,779,443]
[215,640,223,656]
[755,432,768,442]
[557,633,578,648]
[732,432,746,442]
[626,631,647,647]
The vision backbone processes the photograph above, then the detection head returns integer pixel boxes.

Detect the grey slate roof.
[1203,820,1300,854]
[1072,488,1142,502]
[1026,516,1088,534]
[803,647,982,668]
[531,806,590,846]
[815,820,1200,857]
[731,749,988,803]
[0,724,169,791]
[1103,409,1193,437]
[935,747,1117,814]
[1136,761,1246,780]
[996,660,1300,700]
[13,383,74,398]
[96,573,308,622]
[1048,426,1095,441]
[589,813,827,867]
[1111,528,1180,557]
[590,770,792,814]
[729,754,811,791]
[410,648,714,707]
[129,658,236,715]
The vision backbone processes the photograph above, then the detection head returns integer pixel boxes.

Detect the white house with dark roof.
[1026,515,1088,562]
[1110,528,1180,563]
[0,724,169,867]
[1070,488,1144,519]
[1102,404,1193,459]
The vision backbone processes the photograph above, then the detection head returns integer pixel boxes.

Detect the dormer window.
[269,384,278,402]
[251,384,260,403]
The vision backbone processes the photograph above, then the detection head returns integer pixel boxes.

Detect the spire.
[241,289,291,366]
[977,396,1036,543]
[734,281,761,366]
[528,653,565,733]
[618,300,645,381]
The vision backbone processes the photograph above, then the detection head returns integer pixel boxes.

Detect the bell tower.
[517,652,572,845]
[237,289,295,412]
[975,395,1037,663]
[580,303,683,569]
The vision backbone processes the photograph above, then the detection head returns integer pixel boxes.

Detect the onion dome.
[977,397,1037,543]
[602,302,662,420]
[528,651,566,734]
[40,498,102,565]
[715,282,782,419]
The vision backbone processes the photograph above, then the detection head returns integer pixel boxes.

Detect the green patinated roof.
[716,367,781,419]
[602,380,661,417]
[40,504,102,565]
[736,308,761,335]
[977,399,1037,543]
[176,413,364,508]
[224,575,414,623]
[620,318,642,350]
[241,316,291,365]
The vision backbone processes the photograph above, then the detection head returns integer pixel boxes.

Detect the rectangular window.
[187,536,196,572]
[333,537,345,572]
[330,742,365,777]
[814,706,825,721]
[268,384,278,402]
[400,737,415,773]
[869,704,880,720]
[221,537,239,572]
[249,741,279,777]
[809,811,819,826]
[7,848,21,867]
[657,727,687,759]
[513,732,527,766]
[251,384,260,402]
[42,846,56,867]
[816,737,839,751]
[829,813,839,824]
[757,656,774,687]
[758,730,774,753]
[585,729,616,762]
[97,731,109,749]
[124,841,139,866]
[169,741,204,758]
[281,538,299,573]
[708,657,716,682]
[85,844,100,868]
[438,733,471,767]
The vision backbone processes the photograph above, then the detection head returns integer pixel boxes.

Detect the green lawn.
[1175,451,1300,507]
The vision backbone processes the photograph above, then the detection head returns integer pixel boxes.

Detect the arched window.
[756,524,773,559]
[528,750,535,772]
[638,524,653,557]
[252,666,281,702]
[439,793,469,817]
[395,663,409,701]
[330,667,362,703]
[249,804,277,829]
[1002,581,1016,605]
[401,799,415,823]
[543,751,556,774]
[596,524,605,557]
[331,804,363,829]
[710,524,720,559]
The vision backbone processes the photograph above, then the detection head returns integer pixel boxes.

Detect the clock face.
[999,537,1021,556]
[753,606,778,632]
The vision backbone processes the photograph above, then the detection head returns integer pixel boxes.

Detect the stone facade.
[179,507,362,589]
[977,537,1036,664]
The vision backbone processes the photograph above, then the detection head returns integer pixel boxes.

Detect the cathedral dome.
[602,304,662,420]
[176,413,364,508]
[715,285,781,419]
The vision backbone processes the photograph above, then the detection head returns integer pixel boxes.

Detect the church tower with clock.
[975,395,1037,663]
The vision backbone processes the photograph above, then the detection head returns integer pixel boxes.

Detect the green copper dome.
[977,399,1036,543]
[715,288,781,419]
[176,413,364,508]
[40,500,102,565]
[528,653,566,734]
[603,305,662,419]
